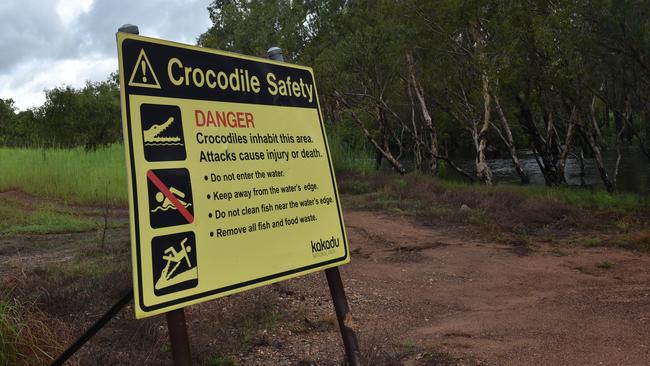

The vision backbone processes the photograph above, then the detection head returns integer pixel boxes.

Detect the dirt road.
[3,204,650,365]
[335,211,650,365]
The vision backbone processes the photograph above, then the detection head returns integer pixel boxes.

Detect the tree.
[0,99,17,145]
[37,74,121,149]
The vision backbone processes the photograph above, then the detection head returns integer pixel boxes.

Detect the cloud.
[0,1,77,71]
[0,54,116,110]
[0,0,212,110]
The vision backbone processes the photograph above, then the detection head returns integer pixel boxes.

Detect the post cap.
[118,24,139,35]
[267,47,284,62]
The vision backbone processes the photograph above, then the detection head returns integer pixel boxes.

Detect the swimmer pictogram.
[147,168,194,228]
[152,232,198,296]
[151,186,192,213]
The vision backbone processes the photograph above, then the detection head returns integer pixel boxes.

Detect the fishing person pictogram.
[152,232,198,296]
[147,168,194,228]
[140,104,186,161]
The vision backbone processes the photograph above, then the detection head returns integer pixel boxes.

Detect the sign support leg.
[166,308,191,366]
[50,289,133,366]
[325,267,362,366]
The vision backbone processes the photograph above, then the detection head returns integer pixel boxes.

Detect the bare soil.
[2,192,650,365]
[341,211,650,365]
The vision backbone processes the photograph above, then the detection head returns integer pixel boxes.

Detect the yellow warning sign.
[128,49,161,89]
[117,33,349,318]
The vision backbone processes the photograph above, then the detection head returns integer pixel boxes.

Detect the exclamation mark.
[141,60,147,83]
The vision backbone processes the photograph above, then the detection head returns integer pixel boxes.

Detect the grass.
[1,140,645,211]
[0,144,127,206]
[338,172,650,250]
[15,247,131,317]
[0,297,23,366]
[326,132,375,175]
[0,198,98,235]
[357,330,458,366]
[0,135,376,206]
[596,260,614,269]
[0,292,63,366]
[209,355,238,366]
[341,171,649,213]
[583,237,603,247]
[433,177,649,212]
[48,255,122,281]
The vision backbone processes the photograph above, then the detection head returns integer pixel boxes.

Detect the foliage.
[0,74,120,149]
[197,0,650,190]
[326,129,375,175]
[198,0,312,62]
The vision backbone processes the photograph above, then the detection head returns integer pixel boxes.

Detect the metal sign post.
[166,308,192,365]
[326,267,362,366]
[117,24,193,366]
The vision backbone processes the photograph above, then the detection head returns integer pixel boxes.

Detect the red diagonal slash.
[147,170,194,224]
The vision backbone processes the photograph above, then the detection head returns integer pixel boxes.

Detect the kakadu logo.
[311,236,340,255]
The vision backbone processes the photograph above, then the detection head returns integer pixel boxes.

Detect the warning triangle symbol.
[128,49,161,89]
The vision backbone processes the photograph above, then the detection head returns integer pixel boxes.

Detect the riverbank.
[451,146,650,195]
[338,173,650,253]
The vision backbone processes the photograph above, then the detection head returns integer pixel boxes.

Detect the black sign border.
[118,34,349,314]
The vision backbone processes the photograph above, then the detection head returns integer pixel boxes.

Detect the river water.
[455,146,650,194]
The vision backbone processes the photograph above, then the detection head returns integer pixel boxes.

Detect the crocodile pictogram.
[143,117,182,145]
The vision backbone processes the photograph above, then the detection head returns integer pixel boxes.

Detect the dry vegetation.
[338,173,650,252]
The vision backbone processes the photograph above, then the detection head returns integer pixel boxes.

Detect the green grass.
[0,297,21,365]
[0,144,127,206]
[583,237,603,247]
[209,355,238,366]
[432,176,649,211]
[48,255,121,281]
[326,132,375,175]
[0,293,60,366]
[516,185,645,211]
[0,198,98,235]
[596,260,614,269]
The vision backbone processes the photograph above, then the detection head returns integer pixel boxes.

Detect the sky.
[0,0,213,110]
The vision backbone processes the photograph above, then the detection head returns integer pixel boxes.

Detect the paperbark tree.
[490,89,530,184]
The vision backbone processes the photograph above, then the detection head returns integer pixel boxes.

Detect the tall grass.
[326,132,375,175]
[0,144,127,206]
[0,293,62,366]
